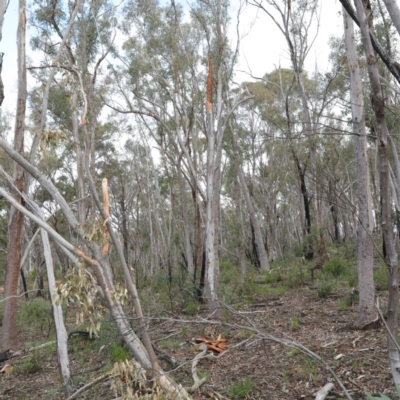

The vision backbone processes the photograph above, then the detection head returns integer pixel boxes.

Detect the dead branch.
[185,343,207,394]
[66,372,111,400]
[315,383,335,400]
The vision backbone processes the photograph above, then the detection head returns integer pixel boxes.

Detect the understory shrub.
[323,256,346,277]
[374,262,388,290]
[227,378,254,398]
[315,278,336,298]
[13,351,42,374]
[111,344,130,362]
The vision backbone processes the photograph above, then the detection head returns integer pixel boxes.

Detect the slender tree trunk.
[0,0,7,42]
[354,0,400,383]
[292,151,313,259]
[328,179,340,242]
[41,230,74,396]
[234,178,246,276]
[120,191,129,265]
[237,165,270,271]
[71,93,85,226]
[177,160,195,279]
[382,0,400,37]
[204,60,219,313]
[343,8,377,329]
[2,0,26,351]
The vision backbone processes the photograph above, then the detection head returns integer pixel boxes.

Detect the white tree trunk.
[354,0,400,384]
[343,7,377,328]
[383,0,400,37]
[205,61,219,313]
[41,230,74,396]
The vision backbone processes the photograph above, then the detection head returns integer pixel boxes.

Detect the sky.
[233,1,343,80]
[0,0,343,120]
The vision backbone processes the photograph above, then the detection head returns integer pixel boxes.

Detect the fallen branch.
[376,298,400,354]
[185,343,208,394]
[9,341,56,358]
[66,372,111,400]
[315,383,335,400]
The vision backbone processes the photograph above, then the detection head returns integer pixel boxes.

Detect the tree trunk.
[328,179,340,242]
[204,60,219,313]
[343,7,377,329]
[2,0,26,351]
[234,178,246,277]
[41,230,74,396]
[177,161,195,279]
[71,92,85,227]
[237,165,270,271]
[354,0,400,383]
[382,0,400,37]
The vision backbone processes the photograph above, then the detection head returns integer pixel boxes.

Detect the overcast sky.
[0,1,343,118]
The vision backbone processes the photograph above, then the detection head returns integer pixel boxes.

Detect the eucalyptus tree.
[353,0,400,384]
[239,63,345,259]
[107,0,206,282]
[2,0,27,352]
[29,0,118,218]
[105,0,246,311]
[342,7,376,329]
[248,0,332,263]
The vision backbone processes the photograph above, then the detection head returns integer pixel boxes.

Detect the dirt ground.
[0,285,395,399]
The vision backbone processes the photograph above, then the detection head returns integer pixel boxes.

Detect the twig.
[375,298,400,353]
[66,372,111,400]
[9,341,56,358]
[0,290,39,303]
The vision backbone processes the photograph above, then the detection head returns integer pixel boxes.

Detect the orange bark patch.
[193,335,229,353]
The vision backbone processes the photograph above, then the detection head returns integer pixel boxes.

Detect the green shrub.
[183,300,198,315]
[13,352,42,374]
[265,269,283,284]
[18,298,52,334]
[315,278,336,298]
[110,344,130,362]
[338,292,358,311]
[286,268,304,289]
[374,263,388,290]
[220,265,239,284]
[227,379,254,398]
[323,256,346,277]
[151,272,169,292]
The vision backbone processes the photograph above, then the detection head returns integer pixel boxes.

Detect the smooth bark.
[354,0,400,383]
[0,0,7,41]
[41,230,74,396]
[205,60,219,313]
[177,160,195,278]
[2,0,26,351]
[343,8,376,328]
[383,0,400,37]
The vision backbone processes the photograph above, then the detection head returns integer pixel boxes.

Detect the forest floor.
[0,263,395,400]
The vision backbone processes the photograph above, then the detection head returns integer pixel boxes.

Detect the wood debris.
[192,335,229,353]
[0,364,13,373]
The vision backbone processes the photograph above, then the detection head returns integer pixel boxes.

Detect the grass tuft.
[227,378,254,398]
